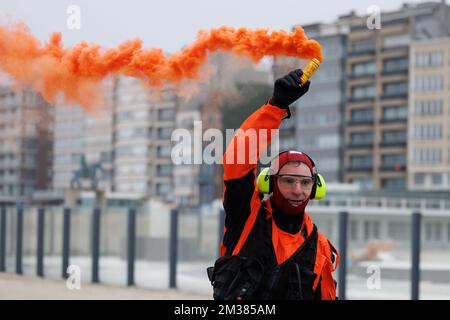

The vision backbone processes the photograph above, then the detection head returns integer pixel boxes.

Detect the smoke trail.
[0,22,322,110]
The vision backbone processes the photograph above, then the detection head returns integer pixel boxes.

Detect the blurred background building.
[0,85,53,201]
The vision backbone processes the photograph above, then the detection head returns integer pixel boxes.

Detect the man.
[207,69,340,300]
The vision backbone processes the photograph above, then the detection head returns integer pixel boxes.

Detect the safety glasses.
[277,174,314,190]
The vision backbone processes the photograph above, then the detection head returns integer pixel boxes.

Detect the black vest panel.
[208,205,321,300]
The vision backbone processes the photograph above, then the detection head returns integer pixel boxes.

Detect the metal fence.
[0,204,441,299]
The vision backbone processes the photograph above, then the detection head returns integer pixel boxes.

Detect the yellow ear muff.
[256,167,271,194]
[313,173,326,200]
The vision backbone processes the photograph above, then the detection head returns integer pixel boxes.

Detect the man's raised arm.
[222,69,310,181]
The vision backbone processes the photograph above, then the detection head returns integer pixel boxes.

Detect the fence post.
[217,209,225,257]
[15,205,23,275]
[169,208,179,289]
[91,208,101,283]
[411,211,421,300]
[127,208,136,286]
[62,208,71,279]
[0,206,6,272]
[36,207,45,277]
[338,211,348,300]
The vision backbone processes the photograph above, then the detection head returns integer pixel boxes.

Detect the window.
[300,135,317,147]
[117,127,146,140]
[414,100,443,116]
[413,124,442,140]
[382,130,406,143]
[350,220,359,241]
[414,173,425,186]
[414,76,443,92]
[432,174,442,186]
[352,61,376,76]
[413,148,442,165]
[351,108,374,122]
[351,39,375,53]
[383,34,410,48]
[425,222,442,242]
[157,183,172,195]
[381,178,405,189]
[350,155,372,168]
[317,135,340,148]
[388,222,409,240]
[158,109,175,121]
[382,154,405,166]
[157,164,173,177]
[383,82,407,96]
[350,132,373,145]
[415,51,443,68]
[131,146,147,156]
[383,57,408,72]
[158,127,173,139]
[363,221,380,240]
[157,145,172,157]
[352,85,375,99]
[318,158,339,171]
[174,175,197,187]
[382,106,407,120]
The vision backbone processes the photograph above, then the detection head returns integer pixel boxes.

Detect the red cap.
[270,151,314,175]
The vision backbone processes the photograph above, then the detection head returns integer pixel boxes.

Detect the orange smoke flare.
[0,23,322,110]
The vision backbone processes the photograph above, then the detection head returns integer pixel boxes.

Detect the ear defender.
[256,156,327,200]
[256,167,272,194]
[310,173,326,200]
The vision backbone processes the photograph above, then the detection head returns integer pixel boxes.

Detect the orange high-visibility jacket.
[219,102,340,300]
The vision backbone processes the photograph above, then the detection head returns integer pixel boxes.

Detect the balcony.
[349,49,375,57]
[347,97,375,104]
[379,141,406,148]
[380,94,407,100]
[381,69,408,76]
[0,160,20,169]
[348,73,376,81]
[347,143,373,149]
[379,117,407,124]
[347,119,374,126]
[347,165,373,172]
[379,164,406,172]
[380,45,409,53]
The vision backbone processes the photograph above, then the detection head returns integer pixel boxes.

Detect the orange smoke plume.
[0,23,322,110]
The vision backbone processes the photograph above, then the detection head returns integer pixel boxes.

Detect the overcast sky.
[0,0,437,53]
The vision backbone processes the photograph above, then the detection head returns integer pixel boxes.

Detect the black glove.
[269,69,310,109]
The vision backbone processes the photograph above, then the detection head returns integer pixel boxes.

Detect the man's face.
[276,162,313,207]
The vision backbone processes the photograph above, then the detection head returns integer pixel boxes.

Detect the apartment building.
[344,1,450,190]
[111,77,177,202]
[272,15,355,182]
[53,100,113,192]
[0,85,53,199]
[408,37,450,190]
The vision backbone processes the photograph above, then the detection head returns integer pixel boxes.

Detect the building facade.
[0,85,53,199]
[273,16,354,183]
[408,37,450,190]
[344,1,450,190]
[111,77,177,202]
[53,80,113,192]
